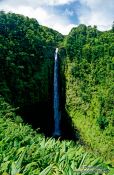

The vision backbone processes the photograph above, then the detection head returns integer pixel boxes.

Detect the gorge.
[0,11,114,164]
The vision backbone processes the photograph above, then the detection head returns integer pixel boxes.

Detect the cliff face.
[0,11,64,134]
[0,11,64,107]
[61,24,114,160]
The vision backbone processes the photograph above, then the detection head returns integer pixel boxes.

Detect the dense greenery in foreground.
[0,97,113,175]
[62,25,114,161]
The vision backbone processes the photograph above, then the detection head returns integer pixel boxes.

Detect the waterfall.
[53,48,61,137]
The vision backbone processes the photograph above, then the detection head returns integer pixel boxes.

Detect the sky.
[0,0,114,35]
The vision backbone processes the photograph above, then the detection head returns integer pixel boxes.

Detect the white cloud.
[64,9,74,16]
[0,0,77,7]
[79,0,114,31]
[53,23,76,35]
[47,0,76,6]
[0,3,76,34]
[1,0,113,34]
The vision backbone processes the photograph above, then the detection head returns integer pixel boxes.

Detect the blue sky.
[0,0,114,34]
[49,1,80,24]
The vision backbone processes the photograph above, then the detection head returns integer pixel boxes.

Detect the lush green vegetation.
[0,11,63,107]
[0,11,114,174]
[0,97,113,175]
[61,24,114,162]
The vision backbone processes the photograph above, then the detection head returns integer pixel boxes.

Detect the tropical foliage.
[0,11,63,107]
[61,24,114,161]
[0,97,113,175]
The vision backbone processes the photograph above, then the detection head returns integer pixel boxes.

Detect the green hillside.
[61,24,114,161]
[0,11,64,134]
[0,11,63,107]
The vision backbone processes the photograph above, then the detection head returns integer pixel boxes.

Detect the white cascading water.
[53,48,61,137]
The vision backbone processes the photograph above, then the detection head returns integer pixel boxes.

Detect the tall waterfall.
[53,48,61,137]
